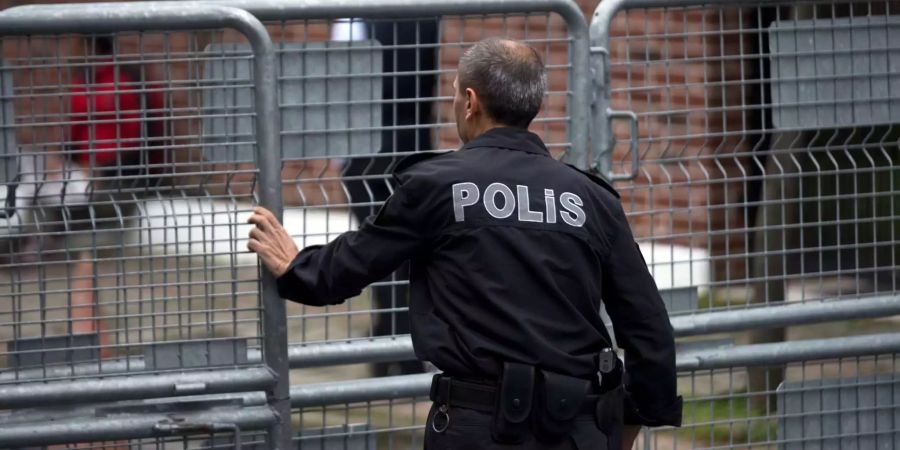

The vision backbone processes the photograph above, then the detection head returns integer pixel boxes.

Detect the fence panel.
[591,0,900,316]
[591,1,900,448]
[0,3,288,447]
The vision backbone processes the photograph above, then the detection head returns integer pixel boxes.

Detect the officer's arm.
[276,172,435,306]
[601,203,683,428]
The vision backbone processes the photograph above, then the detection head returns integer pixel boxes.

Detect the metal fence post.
[247,18,293,450]
[220,8,291,448]
[589,0,636,180]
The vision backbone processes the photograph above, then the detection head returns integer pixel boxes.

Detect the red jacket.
[69,63,164,168]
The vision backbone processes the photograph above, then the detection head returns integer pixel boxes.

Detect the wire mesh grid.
[644,352,899,450]
[13,430,264,450]
[0,30,268,383]
[605,0,900,314]
[292,397,431,450]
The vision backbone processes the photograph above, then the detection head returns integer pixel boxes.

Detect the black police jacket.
[277,127,682,427]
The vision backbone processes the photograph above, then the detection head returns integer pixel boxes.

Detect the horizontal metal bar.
[282,295,900,365]
[0,367,275,409]
[3,296,897,383]
[287,336,417,369]
[4,0,585,26]
[4,334,899,414]
[183,0,585,22]
[289,333,900,407]
[0,391,270,426]
[672,294,900,337]
[677,332,900,371]
[0,405,275,447]
[0,2,266,36]
[291,373,434,408]
[614,0,818,9]
[0,337,415,383]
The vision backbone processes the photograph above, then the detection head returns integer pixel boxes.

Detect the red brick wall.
[1,0,753,278]
[606,7,754,278]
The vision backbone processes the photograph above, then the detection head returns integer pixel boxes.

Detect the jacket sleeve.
[601,202,683,427]
[276,171,437,306]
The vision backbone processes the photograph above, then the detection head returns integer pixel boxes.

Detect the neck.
[468,120,504,142]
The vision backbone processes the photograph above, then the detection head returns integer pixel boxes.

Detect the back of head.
[457,38,547,128]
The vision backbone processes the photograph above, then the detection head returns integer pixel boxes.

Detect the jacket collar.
[459,126,550,157]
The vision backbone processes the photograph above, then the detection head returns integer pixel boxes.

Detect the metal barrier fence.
[0,0,897,448]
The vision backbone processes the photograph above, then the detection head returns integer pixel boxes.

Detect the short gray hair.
[457,38,547,128]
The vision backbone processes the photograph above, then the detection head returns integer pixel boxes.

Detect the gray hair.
[457,38,547,128]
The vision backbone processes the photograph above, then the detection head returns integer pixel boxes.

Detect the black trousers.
[423,403,609,450]
[343,19,439,377]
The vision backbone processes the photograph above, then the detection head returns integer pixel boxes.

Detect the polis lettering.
[451,182,585,227]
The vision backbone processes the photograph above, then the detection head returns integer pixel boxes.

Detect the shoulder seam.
[565,164,620,199]
[391,151,453,176]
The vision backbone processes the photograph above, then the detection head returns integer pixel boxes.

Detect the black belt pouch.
[532,370,591,444]
[595,384,625,450]
[491,362,534,444]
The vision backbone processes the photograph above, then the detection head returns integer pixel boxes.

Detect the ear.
[465,87,479,119]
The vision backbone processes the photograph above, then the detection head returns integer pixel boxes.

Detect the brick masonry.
[1,0,753,279]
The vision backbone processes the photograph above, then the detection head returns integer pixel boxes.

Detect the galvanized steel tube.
[0,405,275,447]
[2,296,898,383]
[671,294,900,337]
[291,372,434,407]
[288,333,900,407]
[0,367,275,409]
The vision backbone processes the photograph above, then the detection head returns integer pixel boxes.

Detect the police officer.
[248,38,681,449]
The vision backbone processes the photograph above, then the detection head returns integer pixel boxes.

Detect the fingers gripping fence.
[0,2,290,448]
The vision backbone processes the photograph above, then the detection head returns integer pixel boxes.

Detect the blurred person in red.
[65,35,165,339]
[69,35,165,178]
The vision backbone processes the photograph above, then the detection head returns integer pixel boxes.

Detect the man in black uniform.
[248,38,681,449]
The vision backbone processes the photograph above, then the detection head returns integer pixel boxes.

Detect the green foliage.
[679,396,777,447]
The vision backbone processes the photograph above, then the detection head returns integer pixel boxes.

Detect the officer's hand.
[247,206,299,277]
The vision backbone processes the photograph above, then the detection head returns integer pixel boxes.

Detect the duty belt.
[429,375,598,415]
[428,359,626,447]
